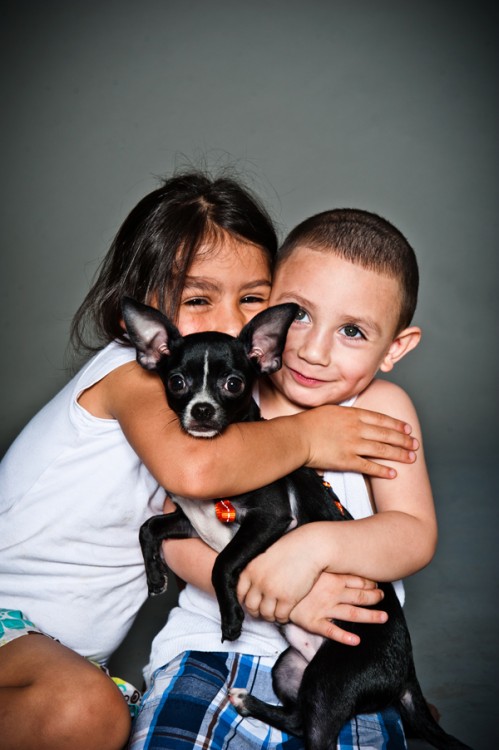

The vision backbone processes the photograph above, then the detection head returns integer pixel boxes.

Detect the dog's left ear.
[239,303,299,374]
[121,297,182,370]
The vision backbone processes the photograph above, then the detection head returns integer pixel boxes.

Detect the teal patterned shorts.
[0,608,142,718]
[0,608,43,643]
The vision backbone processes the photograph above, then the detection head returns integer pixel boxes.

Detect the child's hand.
[288,572,387,646]
[237,534,386,645]
[301,404,418,479]
[237,525,328,623]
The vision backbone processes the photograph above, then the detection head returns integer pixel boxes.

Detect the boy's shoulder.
[356,378,419,417]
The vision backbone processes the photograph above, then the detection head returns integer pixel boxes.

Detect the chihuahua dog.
[122,297,471,750]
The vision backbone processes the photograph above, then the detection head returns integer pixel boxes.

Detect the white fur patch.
[283,622,324,663]
[183,351,224,435]
[174,497,235,552]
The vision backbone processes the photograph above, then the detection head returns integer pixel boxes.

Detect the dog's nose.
[191,402,216,422]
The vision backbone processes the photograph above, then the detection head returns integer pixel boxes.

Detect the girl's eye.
[295,308,310,323]
[224,376,245,394]
[184,297,209,306]
[168,374,187,393]
[241,295,265,305]
[341,324,364,339]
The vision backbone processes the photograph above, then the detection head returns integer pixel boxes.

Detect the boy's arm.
[237,380,437,625]
[161,518,389,646]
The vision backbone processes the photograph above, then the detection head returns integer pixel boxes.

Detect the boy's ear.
[379,326,422,373]
[121,297,181,371]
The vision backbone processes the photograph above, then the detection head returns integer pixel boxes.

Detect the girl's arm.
[92,361,418,498]
[236,380,437,624]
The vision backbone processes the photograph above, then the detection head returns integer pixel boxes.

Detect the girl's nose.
[213,304,247,337]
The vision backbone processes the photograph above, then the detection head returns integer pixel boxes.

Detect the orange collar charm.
[215,499,237,523]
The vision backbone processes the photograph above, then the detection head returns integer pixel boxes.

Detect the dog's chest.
[173,495,236,552]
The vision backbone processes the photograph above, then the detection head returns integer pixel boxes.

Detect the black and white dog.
[122,297,471,750]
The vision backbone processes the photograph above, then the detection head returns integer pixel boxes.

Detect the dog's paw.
[146,559,169,596]
[148,580,168,596]
[221,621,243,642]
[221,606,244,642]
[228,688,250,715]
[146,572,169,596]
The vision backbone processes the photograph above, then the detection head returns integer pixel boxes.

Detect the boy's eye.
[295,308,310,323]
[341,324,363,339]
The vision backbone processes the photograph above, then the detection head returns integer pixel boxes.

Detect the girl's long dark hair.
[70,171,278,355]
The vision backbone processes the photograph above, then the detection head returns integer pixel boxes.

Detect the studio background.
[1,2,497,746]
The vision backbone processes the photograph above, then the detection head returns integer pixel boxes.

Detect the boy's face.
[269,246,407,409]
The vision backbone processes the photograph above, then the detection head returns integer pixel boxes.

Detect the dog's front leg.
[139,505,196,595]
[212,506,292,642]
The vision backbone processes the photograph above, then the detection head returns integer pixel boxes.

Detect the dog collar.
[214,482,345,524]
[322,480,347,517]
[215,499,237,523]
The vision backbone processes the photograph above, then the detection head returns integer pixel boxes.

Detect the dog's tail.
[399,668,473,750]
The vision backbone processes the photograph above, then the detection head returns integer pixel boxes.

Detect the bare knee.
[0,635,131,750]
[43,670,131,750]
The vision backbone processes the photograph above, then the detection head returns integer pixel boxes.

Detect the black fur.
[122,297,472,750]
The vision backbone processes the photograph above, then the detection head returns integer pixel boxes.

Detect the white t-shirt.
[0,341,165,664]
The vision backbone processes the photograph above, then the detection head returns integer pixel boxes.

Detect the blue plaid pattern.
[128,651,407,750]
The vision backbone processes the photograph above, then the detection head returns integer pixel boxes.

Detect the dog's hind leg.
[271,646,308,706]
[229,647,307,739]
[296,648,363,750]
[299,689,353,750]
[139,506,196,595]
[399,668,473,750]
[229,689,303,738]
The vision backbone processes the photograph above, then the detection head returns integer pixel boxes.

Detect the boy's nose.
[298,331,331,366]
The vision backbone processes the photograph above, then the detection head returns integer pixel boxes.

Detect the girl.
[0,172,417,750]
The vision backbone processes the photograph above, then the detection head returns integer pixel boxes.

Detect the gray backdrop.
[1,2,497,746]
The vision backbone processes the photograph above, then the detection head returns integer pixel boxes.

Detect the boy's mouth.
[287,366,327,388]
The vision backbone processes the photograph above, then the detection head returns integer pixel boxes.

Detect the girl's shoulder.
[74,341,139,420]
[77,341,137,384]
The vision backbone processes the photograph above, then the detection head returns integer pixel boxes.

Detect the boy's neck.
[258,374,366,420]
[258,376,304,420]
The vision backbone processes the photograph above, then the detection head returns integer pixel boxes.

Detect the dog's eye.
[168,374,187,393]
[224,376,244,394]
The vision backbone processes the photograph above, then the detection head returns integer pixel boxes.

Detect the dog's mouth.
[182,400,226,438]
[182,419,223,439]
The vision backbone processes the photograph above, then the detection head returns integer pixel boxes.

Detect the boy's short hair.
[278,209,419,332]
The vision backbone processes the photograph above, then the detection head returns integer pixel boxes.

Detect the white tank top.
[0,341,165,663]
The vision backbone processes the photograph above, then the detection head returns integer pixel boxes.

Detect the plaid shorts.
[128,651,407,750]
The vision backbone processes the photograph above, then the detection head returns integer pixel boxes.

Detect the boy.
[129,209,436,750]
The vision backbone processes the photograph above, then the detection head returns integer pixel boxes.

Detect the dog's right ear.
[121,297,182,371]
[239,303,299,374]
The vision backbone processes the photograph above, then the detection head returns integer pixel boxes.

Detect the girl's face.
[176,232,272,337]
[268,246,403,411]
